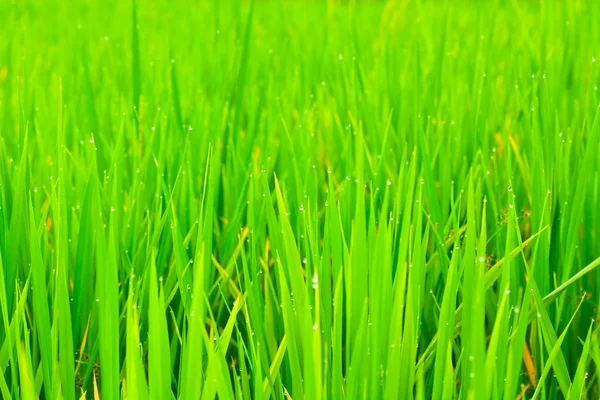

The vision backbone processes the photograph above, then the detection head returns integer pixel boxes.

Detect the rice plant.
[1,0,600,398]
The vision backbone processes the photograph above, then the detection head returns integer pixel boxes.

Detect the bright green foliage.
[1,0,600,399]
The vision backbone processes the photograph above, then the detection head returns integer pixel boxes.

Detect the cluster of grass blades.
[1,0,600,398]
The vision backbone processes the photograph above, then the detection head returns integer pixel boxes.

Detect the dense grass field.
[1,0,600,398]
